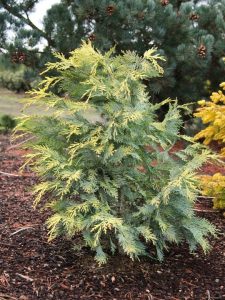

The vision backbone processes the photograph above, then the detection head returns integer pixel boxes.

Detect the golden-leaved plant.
[195,80,225,210]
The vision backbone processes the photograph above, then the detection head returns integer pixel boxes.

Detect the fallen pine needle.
[7,137,34,150]
[10,227,34,237]
[0,171,35,178]
[0,293,18,300]
[16,273,33,282]
[181,279,198,287]
[0,242,17,247]
[0,171,21,177]
[206,290,211,300]
[194,208,217,213]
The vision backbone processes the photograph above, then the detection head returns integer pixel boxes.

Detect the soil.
[0,134,224,300]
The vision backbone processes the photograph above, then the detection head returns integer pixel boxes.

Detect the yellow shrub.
[195,81,225,210]
[200,173,225,210]
[195,82,225,154]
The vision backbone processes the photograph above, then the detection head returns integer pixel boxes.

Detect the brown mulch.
[0,134,225,300]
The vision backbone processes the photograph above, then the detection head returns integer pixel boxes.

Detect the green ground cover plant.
[0,114,16,133]
[16,42,217,264]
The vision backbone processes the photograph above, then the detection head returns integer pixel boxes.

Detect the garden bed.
[0,134,224,300]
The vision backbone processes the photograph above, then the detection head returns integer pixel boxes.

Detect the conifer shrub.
[195,82,225,155]
[195,81,225,210]
[16,42,217,264]
[200,173,225,210]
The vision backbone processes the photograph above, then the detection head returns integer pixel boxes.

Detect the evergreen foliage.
[0,114,16,133]
[0,54,39,91]
[16,42,217,264]
[1,0,225,102]
[200,173,225,210]
[195,79,225,210]
[195,81,225,155]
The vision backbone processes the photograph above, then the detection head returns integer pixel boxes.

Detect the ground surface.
[0,88,52,118]
[0,88,25,116]
[0,134,225,300]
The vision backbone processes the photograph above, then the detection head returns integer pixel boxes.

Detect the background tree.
[0,0,225,104]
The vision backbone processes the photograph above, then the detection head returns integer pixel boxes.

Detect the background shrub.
[0,66,39,92]
[195,80,225,211]
[0,114,16,133]
[0,54,40,92]
[199,173,225,210]
[195,81,225,154]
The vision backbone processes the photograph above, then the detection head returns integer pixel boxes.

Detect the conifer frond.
[144,48,166,74]
[95,246,108,265]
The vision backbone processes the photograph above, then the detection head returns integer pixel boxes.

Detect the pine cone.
[11,51,26,63]
[18,52,26,62]
[189,13,199,21]
[88,33,96,41]
[161,0,169,6]
[106,5,116,16]
[87,12,95,20]
[137,12,145,20]
[198,44,207,58]
[11,53,18,63]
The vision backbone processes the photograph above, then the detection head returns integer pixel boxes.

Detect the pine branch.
[0,0,55,48]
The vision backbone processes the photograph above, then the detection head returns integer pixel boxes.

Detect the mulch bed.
[0,134,224,300]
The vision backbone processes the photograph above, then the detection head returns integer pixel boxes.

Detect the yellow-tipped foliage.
[195,81,225,210]
[16,42,217,264]
[199,173,225,210]
[195,82,225,152]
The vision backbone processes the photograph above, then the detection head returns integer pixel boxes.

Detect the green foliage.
[0,67,36,92]
[0,114,16,133]
[0,0,225,103]
[16,42,217,264]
